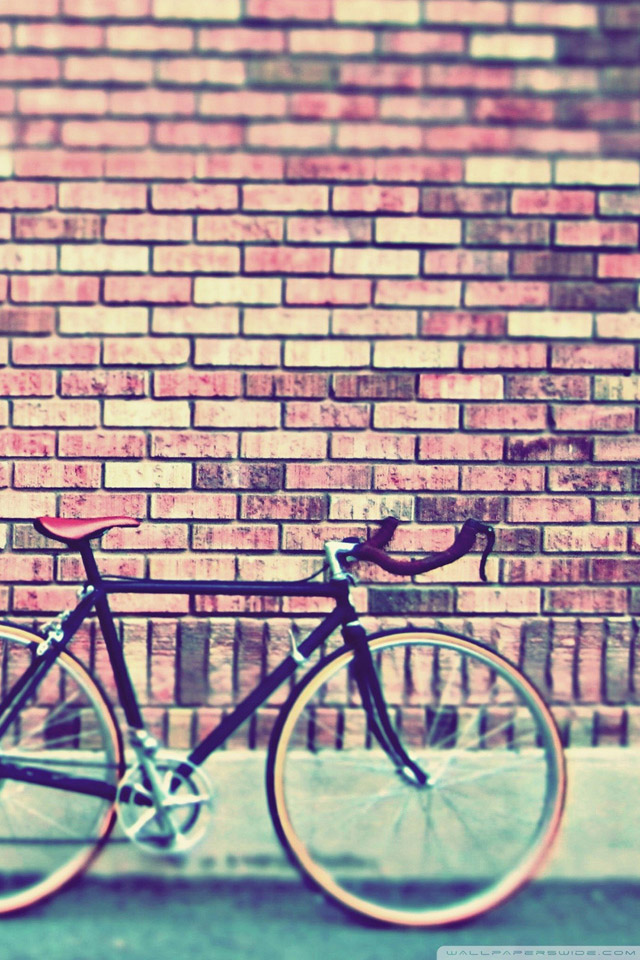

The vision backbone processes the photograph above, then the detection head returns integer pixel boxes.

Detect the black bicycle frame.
[0,540,421,799]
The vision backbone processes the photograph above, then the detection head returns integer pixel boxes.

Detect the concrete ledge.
[91,747,640,881]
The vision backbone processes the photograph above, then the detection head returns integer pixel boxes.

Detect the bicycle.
[0,513,565,927]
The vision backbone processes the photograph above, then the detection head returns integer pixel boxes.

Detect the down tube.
[188,606,347,767]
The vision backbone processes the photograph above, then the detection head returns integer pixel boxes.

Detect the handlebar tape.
[354,518,495,581]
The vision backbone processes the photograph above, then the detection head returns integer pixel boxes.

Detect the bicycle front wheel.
[0,624,123,914]
[267,629,566,927]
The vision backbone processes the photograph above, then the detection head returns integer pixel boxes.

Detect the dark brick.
[248,59,333,87]
[557,32,640,64]
[332,373,415,400]
[420,186,507,214]
[513,251,594,278]
[417,496,504,523]
[177,621,209,706]
[196,463,283,491]
[0,307,55,334]
[465,219,550,247]
[507,435,592,462]
[551,282,636,312]
[369,587,453,615]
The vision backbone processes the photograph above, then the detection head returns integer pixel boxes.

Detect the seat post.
[78,540,103,586]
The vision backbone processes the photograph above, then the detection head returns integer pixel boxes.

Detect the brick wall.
[0,0,639,746]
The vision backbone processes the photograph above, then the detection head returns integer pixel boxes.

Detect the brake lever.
[478,525,496,582]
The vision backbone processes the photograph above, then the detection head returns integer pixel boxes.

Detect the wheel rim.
[270,631,566,927]
[0,626,122,913]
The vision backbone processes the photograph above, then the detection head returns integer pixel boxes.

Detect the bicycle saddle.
[34,516,140,544]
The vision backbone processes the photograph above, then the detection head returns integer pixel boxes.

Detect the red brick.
[150,431,237,459]
[512,189,595,216]
[464,403,547,431]
[245,246,330,274]
[63,120,151,148]
[462,342,538,370]
[284,400,368,429]
[153,245,239,274]
[11,275,99,304]
[286,155,375,182]
[373,464,458,491]
[15,214,100,240]
[154,370,242,398]
[543,588,626,615]
[104,276,191,304]
[286,464,371,490]
[241,433,327,461]
[0,182,56,209]
[286,278,371,306]
[465,281,549,308]
[16,23,105,49]
[243,183,328,212]
[598,254,640,279]
[507,496,591,523]
[419,433,503,462]
[0,430,55,458]
[331,432,415,461]
[198,27,285,51]
[421,311,506,337]
[105,213,192,241]
[552,404,634,433]
[151,183,237,211]
[461,465,545,492]
[287,216,371,244]
[105,151,195,180]
[60,181,146,211]
[551,344,635,371]
[196,152,283,181]
[376,156,462,183]
[58,430,145,458]
[15,150,104,179]
[14,461,101,489]
[198,214,282,242]
[246,0,332,18]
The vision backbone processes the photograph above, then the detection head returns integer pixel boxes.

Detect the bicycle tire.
[0,623,123,914]
[267,628,566,927]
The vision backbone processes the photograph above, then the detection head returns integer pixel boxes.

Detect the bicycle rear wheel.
[267,629,565,927]
[0,624,123,913]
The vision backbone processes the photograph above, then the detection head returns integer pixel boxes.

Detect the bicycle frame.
[0,540,380,799]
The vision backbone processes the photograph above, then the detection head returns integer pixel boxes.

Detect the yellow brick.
[194,276,281,305]
[466,156,551,184]
[375,217,461,245]
[60,244,149,273]
[555,158,640,186]
[0,153,12,178]
[372,340,458,368]
[153,0,240,18]
[513,1,598,28]
[334,247,419,276]
[60,306,149,334]
[508,312,593,338]
[334,0,420,23]
[471,32,555,59]
[105,461,192,489]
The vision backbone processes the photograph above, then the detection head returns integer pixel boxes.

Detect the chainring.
[116,753,213,855]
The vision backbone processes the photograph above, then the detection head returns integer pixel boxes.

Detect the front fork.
[342,621,429,787]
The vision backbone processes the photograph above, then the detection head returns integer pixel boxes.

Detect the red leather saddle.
[34,516,140,545]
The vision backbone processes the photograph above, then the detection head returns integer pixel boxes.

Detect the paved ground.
[0,878,639,960]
